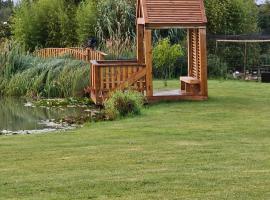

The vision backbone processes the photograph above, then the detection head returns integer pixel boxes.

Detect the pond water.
[0,98,93,135]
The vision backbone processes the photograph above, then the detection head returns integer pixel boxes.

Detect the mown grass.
[0,80,270,200]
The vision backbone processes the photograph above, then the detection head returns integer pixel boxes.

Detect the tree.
[0,0,13,22]
[76,0,97,45]
[258,1,270,34]
[204,0,260,76]
[12,0,78,50]
[205,0,258,34]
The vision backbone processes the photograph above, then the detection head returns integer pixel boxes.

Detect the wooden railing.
[35,48,107,62]
[90,60,146,104]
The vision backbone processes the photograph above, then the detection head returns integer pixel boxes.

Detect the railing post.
[144,29,153,97]
[86,48,90,62]
[100,54,104,61]
[94,64,101,103]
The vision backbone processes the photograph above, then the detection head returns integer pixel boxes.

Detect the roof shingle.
[140,0,207,28]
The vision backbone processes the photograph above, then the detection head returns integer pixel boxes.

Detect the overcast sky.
[257,0,267,4]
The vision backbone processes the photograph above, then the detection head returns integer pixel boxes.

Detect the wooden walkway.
[35,48,107,63]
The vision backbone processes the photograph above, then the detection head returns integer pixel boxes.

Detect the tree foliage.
[205,0,258,34]
[76,0,97,45]
[258,1,270,34]
[0,0,13,40]
[153,38,183,85]
[0,0,13,22]
[12,0,78,50]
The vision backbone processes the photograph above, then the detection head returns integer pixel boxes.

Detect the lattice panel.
[197,30,201,80]
[189,29,202,80]
[191,30,197,78]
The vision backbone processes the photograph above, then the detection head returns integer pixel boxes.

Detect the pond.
[0,97,96,135]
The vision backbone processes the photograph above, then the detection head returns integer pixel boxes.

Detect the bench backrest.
[189,29,202,81]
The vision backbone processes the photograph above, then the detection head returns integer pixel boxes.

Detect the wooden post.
[199,28,208,97]
[244,42,247,80]
[94,65,101,103]
[187,29,193,76]
[144,29,153,97]
[137,24,144,64]
[86,48,90,62]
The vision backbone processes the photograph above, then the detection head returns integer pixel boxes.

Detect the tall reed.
[0,41,90,98]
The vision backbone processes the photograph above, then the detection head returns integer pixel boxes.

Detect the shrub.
[260,53,270,65]
[207,54,228,78]
[153,38,183,86]
[104,90,144,120]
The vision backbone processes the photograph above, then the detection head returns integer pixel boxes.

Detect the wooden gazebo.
[90,0,208,104]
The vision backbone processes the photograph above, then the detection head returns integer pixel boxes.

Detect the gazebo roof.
[137,0,207,29]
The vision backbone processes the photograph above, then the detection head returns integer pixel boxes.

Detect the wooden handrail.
[95,51,108,56]
[90,61,145,67]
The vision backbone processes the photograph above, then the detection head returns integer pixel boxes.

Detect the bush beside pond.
[104,90,145,120]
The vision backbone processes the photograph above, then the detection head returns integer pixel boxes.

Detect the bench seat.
[180,76,200,95]
[180,76,200,84]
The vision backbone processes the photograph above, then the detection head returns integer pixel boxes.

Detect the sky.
[257,0,267,4]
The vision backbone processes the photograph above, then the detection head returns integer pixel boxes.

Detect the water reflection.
[0,97,87,132]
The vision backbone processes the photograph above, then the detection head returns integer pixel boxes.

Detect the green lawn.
[1,80,270,200]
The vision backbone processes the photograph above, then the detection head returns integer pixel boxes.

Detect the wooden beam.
[148,95,208,103]
[136,0,140,18]
[137,18,145,25]
[117,68,146,91]
[216,39,270,43]
[140,0,149,23]
[137,24,145,64]
[199,28,208,97]
[144,29,153,97]
[145,23,207,30]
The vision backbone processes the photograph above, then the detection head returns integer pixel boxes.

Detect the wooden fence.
[35,48,107,62]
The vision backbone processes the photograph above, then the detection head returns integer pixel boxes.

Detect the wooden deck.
[148,89,208,103]
[154,89,181,96]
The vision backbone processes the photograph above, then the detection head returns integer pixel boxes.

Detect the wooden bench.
[180,76,200,95]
